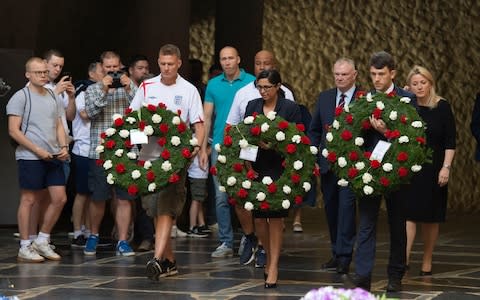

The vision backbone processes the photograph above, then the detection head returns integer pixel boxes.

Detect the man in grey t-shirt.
[7,57,69,263]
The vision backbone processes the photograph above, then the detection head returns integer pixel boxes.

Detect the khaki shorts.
[189,178,207,202]
[142,171,186,218]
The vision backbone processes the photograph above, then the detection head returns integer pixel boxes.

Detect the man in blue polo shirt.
[199,46,255,257]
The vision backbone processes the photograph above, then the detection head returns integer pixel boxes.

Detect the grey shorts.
[189,178,207,202]
[88,159,135,202]
[142,171,186,218]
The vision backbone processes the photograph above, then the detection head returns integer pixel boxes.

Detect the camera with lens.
[107,71,125,89]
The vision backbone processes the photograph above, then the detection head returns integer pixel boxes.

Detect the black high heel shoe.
[419,270,432,276]
[264,282,277,288]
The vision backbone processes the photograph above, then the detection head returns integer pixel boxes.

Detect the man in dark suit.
[471,93,480,162]
[343,51,417,292]
[310,57,358,275]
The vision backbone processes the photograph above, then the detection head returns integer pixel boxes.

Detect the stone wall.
[190,0,480,212]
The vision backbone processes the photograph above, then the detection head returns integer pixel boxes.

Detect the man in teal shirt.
[199,46,255,258]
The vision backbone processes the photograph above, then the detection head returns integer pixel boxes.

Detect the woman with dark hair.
[244,69,302,288]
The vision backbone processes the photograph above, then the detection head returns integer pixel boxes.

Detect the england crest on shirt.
[174,95,182,105]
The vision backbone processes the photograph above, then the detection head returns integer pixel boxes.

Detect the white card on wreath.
[130,129,148,144]
[370,140,391,162]
[239,145,259,162]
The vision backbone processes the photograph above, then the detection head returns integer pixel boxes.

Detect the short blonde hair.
[406,65,442,108]
[25,57,45,71]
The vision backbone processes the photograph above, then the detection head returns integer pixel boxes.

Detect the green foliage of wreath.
[96,103,196,196]
[212,112,319,211]
[324,91,431,197]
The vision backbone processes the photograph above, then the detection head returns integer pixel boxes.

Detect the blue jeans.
[211,149,233,249]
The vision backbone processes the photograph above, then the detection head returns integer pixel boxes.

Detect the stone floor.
[0,208,479,299]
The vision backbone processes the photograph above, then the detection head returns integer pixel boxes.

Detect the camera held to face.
[107,71,125,89]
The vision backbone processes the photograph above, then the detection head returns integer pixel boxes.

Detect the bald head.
[219,46,241,79]
[254,50,276,76]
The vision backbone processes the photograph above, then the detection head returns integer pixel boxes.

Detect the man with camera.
[84,51,137,257]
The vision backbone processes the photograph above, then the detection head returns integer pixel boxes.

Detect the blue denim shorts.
[17,159,65,190]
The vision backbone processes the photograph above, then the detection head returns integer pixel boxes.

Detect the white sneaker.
[17,245,45,263]
[171,225,187,238]
[32,241,61,261]
[211,242,233,258]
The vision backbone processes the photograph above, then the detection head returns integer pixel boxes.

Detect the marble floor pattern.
[0,208,479,299]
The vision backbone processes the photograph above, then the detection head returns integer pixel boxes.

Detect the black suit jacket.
[471,93,480,161]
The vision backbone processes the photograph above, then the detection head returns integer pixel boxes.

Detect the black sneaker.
[198,225,212,233]
[160,259,178,277]
[146,258,162,281]
[187,226,208,238]
[239,235,257,265]
[71,235,87,249]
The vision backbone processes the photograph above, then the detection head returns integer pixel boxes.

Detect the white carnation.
[214,143,221,152]
[227,176,237,186]
[106,173,115,185]
[148,182,156,192]
[144,125,154,136]
[131,170,141,180]
[337,178,349,186]
[291,134,301,144]
[355,161,365,170]
[282,185,292,194]
[105,128,116,137]
[338,157,347,168]
[172,116,181,125]
[114,149,124,157]
[400,96,411,103]
[275,131,285,141]
[382,163,393,172]
[244,201,254,211]
[256,192,266,201]
[161,161,172,171]
[119,129,130,139]
[303,182,312,192]
[239,139,249,148]
[411,164,422,172]
[399,136,409,144]
[217,155,226,164]
[103,160,112,170]
[366,92,373,102]
[218,185,226,192]
[112,113,122,121]
[242,180,252,189]
[126,117,136,124]
[266,111,277,120]
[332,120,340,130]
[262,176,273,185]
[171,136,181,146]
[261,122,270,133]
[310,146,318,155]
[322,148,329,158]
[363,185,374,195]
[326,132,333,142]
[411,121,423,128]
[127,152,137,159]
[151,114,162,123]
[355,137,364,146]
[344,104,350,113]
[293,160,303,170]
[376,101,385,110]
[362,172,373,184]
[389,111,398,121]
[144,160,152,169]
[95,145,104,154]
[190,137,199,147]
[282,200,291,209]
[244,116,254,124]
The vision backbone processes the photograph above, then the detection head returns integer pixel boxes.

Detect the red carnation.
[177,123,187,133]
[397,152,408,162]
[349,151,359,161]
[291,173,301,184]
[278,121,289,130]
[105,140,116,149]
[294,195,303,205]
[252,112,258,118]
[260,201,270,210]
[146,170,155,182]
[115,163,126,174]
[127,184,139,196]
[327,152,337,163]
[147,104,157,112]
[209,166,218,176]
[398,167,408,177]
[313,166,320,176]
[124,140,133,149]
[137,160,145,166]
[345,114,353,124]
[168,173,180,183]
[114,118,124,127]
[387,90,396,97]
[286,143,297,154]
[182,148,191,158]
[225,124,232,133]
[416,137,426,145]
[400,115,408,124]
[139,120,146,131]
[100,132,107,139]
[301,135,311,145]
[355,90,366,99]
[281,160,286,168]
[363,151,372,159]
[379,176,390,186]
[340,130,353,141]
[372,108,382,119]
[158,102,167,109]
[124,107,133,114]
[335,106,343,116]
[250,126,261,136]
[347,167,358,178]
[177,109,182,116]
[96,159,104,166]
[228,197,237,206]
[233,163,243,172]
[267,183,277,193]
[159,123,169,134]
[224,135,233,146]
[246,169,256,180]
[161,149,170,160]
[237,188,248,198]
[296,123,305,132]
[370,160,381,169]
[157,137,167,147]
[361,119,372,129]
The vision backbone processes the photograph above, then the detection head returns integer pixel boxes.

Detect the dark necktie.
[338,93,346,108]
